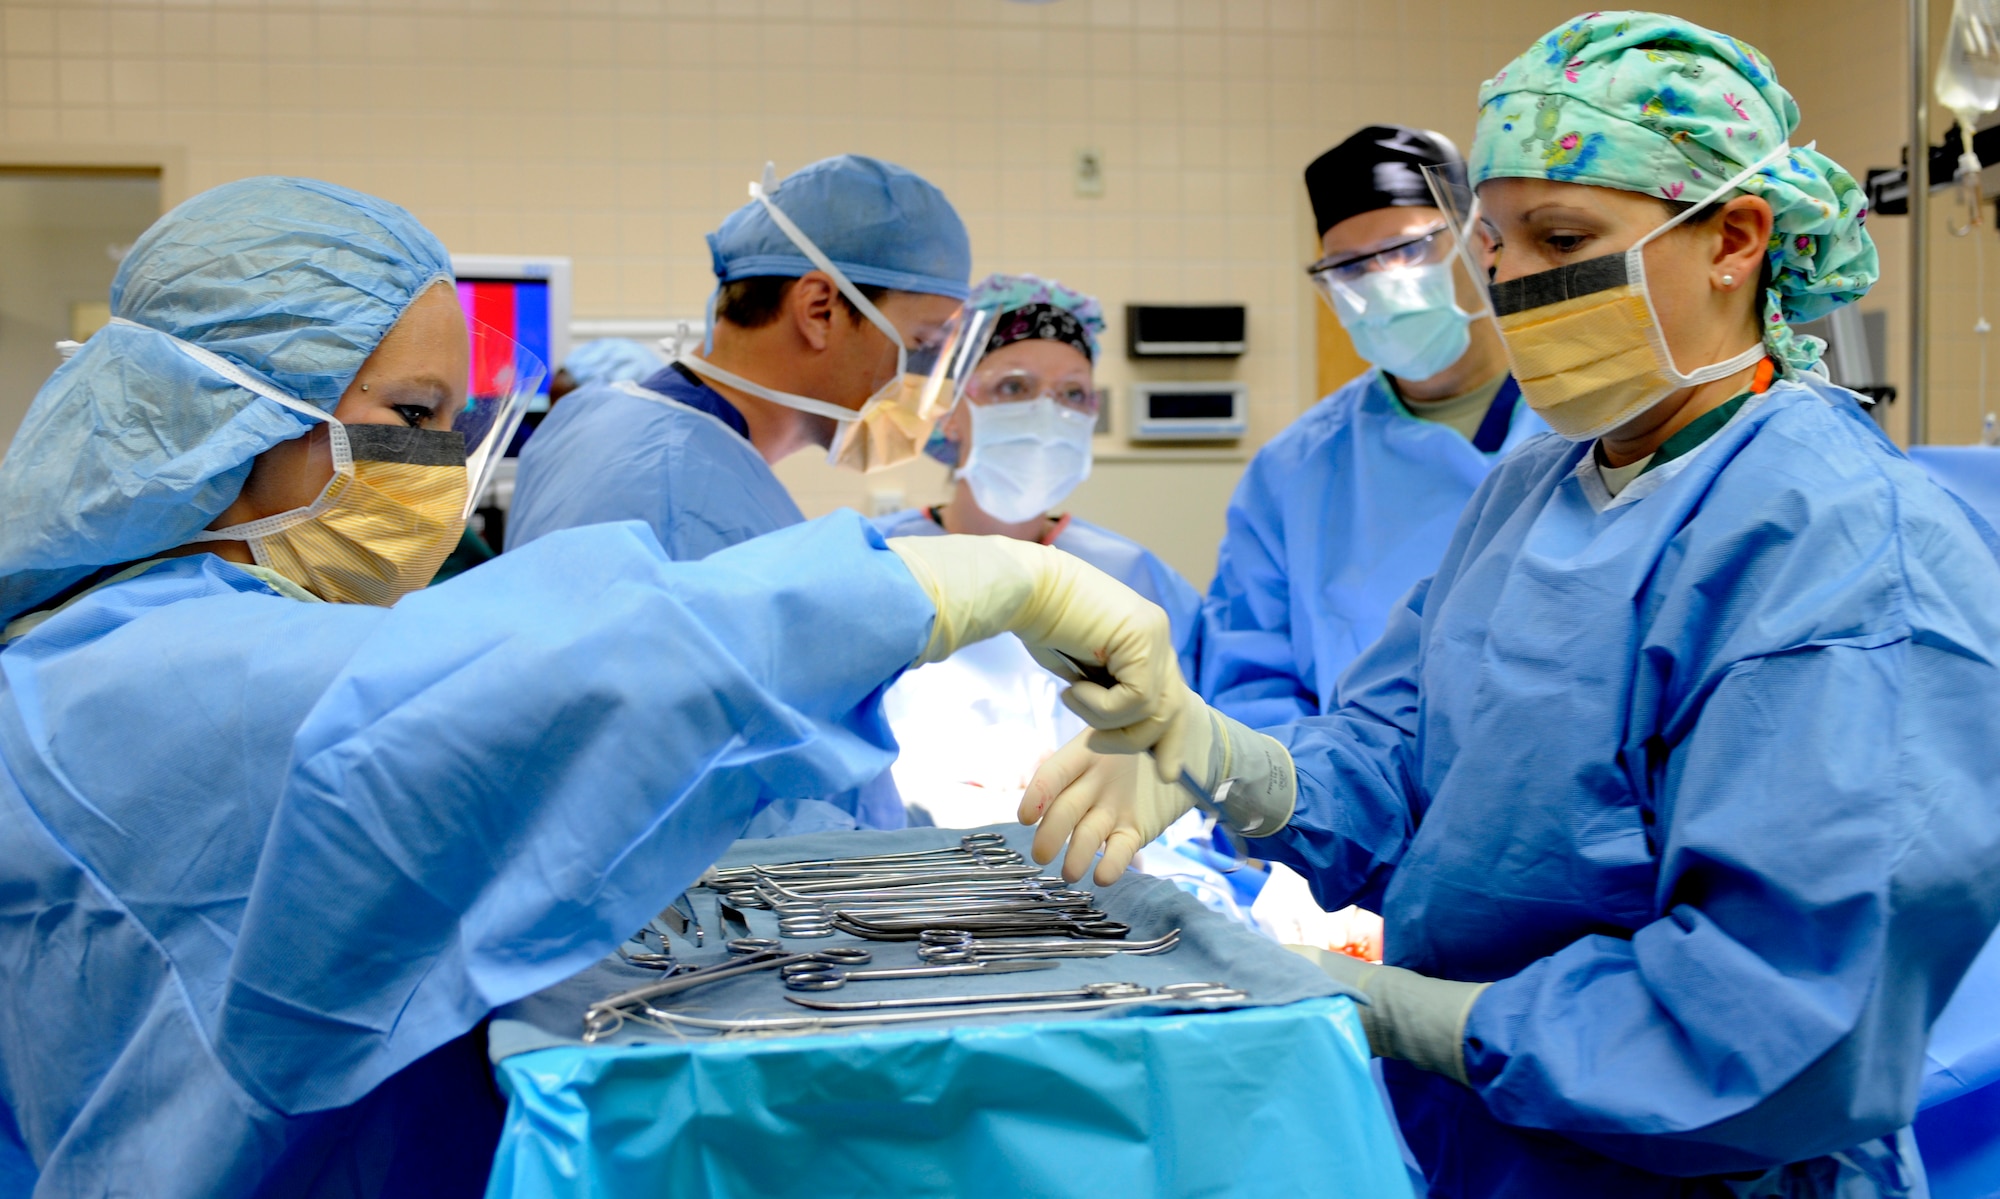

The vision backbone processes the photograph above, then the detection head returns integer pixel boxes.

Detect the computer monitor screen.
[458,278,553,408]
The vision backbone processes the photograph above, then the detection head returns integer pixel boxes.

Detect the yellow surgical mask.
[196,422,467,605]
[829,375,937,472]
[1470,144,1786,441]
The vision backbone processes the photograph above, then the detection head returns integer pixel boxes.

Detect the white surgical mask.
[960,397,1096,523]
[1326,260,1474,381]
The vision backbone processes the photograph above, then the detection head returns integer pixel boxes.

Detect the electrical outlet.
[1074,148,1105,197]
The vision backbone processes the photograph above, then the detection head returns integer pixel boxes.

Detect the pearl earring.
[1721,274,1736,287]
[360,383,369,391]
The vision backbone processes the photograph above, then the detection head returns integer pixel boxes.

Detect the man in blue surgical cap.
[506,155,972,835]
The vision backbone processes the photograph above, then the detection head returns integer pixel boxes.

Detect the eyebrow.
[375,376,456,406]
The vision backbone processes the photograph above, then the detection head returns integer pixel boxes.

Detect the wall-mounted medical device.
[1125,304,1246,357]
[1129,381,1247,441]
[450,254,572,415]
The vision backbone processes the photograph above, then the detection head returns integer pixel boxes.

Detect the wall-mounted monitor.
[450,254,572,416]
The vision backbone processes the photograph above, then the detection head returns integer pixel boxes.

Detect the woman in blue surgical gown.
[876,273,1201,826]
[1023,14,2000,1197]
[0,177,1178,1199]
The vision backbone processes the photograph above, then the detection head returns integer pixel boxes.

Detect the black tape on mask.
[344,423,468,466]
[1488,253,1630,318]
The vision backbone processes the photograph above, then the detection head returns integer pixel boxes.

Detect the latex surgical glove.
[1288,946,1492,1087]
[887,534,1176,739]
[1020,706,1297,885]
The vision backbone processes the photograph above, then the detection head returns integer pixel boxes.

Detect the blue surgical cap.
[0,176,453,623]
[707,155,972,300]
[562,337,664,387]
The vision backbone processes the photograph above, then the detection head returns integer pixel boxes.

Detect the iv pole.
[1911,0,1931,445]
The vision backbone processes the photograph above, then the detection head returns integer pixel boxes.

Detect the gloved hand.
[1288,946,1492,1087]
[887,534,1176,740]
[1020,705,1298,885]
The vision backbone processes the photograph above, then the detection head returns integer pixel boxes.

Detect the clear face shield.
[457,316,546,519]
[1304,222,1469,322]
[828,304,993,473]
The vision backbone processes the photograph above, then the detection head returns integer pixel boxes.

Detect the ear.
[1713,195,1774,298]
[787,271,841,351]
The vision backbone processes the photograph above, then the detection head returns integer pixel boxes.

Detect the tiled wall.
[10,0,1902,585]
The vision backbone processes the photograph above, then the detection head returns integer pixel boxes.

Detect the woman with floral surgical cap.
[1022,13,2000,1195]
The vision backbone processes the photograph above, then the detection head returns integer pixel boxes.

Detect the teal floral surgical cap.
[1469,11,1878,372]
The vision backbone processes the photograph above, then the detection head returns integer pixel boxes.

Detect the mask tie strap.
[672,351,863,423]
[104,319,360,543]
[747,172,909,373]
[1624,143,1794,385]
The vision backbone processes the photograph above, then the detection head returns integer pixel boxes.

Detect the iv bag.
[1938,0,2000,158]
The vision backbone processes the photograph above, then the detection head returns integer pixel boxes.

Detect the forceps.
[915,928,1182,963]
[786,979,1149,1010]
[778,958,1055,991]
[833,912,1131,941]
[631,982,1249,1034]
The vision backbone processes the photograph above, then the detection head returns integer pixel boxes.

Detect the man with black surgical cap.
[1199,126,1546,726]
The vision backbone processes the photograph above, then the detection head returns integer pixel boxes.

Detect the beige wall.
[3,0,1967,584]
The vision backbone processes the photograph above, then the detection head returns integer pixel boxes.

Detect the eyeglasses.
[1305,225,1452,286]
[969,369,1099,415]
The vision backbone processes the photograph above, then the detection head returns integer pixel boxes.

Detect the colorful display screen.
[458,278,552,402]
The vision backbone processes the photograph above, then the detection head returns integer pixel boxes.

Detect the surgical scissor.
[582,939,871,1042]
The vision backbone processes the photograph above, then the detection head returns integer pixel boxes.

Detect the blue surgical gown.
[0,514,930,1197]
[1253,378,2000,1195]
[1199,370,1546,726]
[871,508,1203,680]
[507,365,903,833]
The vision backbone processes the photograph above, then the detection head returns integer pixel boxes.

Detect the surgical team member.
[876,273,1201,825]
[1201,126,1547,727]
[0,177,1184,1198]
[1022,14,2000,1195]
[548,335,663,404]
[505,154,973,835]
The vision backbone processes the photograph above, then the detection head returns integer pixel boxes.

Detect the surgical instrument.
[915,929,1182,963]
[626,982,1249,1035]
[786,979,1150,1010]
[581,941,871,1042]
[703,834,1016,886]
[661,891,703,946]
[833,912,1131,941]
[778,958,1056,991]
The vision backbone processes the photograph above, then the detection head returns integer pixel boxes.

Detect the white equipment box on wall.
[1129,381,1247,441]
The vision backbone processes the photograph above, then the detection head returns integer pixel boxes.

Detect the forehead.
[1477,176,1659,225]
[1320,205,1444,256]
[977,337,1093,377]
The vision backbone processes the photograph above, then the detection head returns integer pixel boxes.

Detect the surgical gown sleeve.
[1457,616,2000,1174]
[5,512,931,1128]
[1249,574,1429,918]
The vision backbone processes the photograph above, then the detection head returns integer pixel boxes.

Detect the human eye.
[391,404,435,428]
